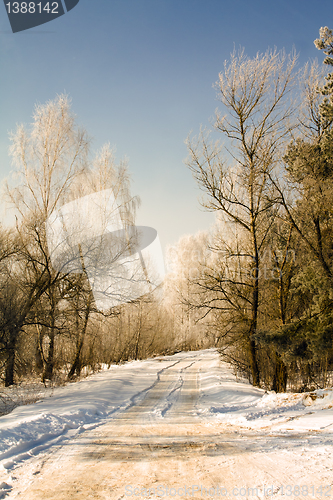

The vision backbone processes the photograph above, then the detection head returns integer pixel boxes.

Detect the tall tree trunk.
[248,337,260,387]
[272,352,287,392]
[35,342,44,373]
[5,345,16,387]
[68,338,84,379]
[4,328,19,387]
[42,329,55,382]
[68,294,92,380]
[42,286,57,383]
[35,323,44,373]
[249,221,260,387]
[134,304,142,360]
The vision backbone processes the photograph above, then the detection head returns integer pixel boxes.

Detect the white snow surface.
[1,349,332,470]
[0,349,333,498]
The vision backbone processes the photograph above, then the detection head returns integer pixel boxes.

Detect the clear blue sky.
[0,0,331,252]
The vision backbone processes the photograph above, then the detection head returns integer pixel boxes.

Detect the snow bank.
[198,358,333,432]
[0,356,178,469]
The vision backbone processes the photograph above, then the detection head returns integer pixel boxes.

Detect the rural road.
[7,354,333,499]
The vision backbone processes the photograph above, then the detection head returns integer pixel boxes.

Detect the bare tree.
[2,95,88,385]
[61,143,141,378]
[186,48,297,386]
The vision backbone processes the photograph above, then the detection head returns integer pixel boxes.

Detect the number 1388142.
[5,2,59,14]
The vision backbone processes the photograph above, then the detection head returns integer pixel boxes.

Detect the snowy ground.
[0,349,332,499]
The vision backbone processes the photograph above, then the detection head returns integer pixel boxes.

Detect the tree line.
[0,95,186,387]
[1,28,333,393]
[183,26,333,392]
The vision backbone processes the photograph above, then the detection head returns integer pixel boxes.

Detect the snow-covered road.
[1,350,333,499]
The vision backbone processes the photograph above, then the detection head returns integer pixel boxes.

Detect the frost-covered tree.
[186,48,297,386]
[1,95,89,385]
[2,95,140,385]
[314,26,333,122]
[274,31,333,285]
[261,28,333,391]
[164,232,211,350]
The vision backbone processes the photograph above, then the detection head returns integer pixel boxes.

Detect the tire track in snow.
[114,359,199,424]
[7,351,333,500]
